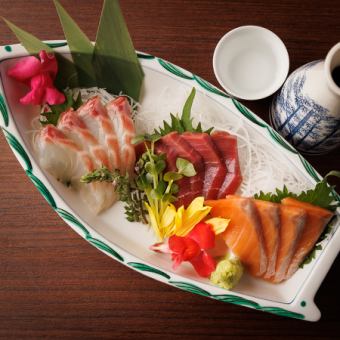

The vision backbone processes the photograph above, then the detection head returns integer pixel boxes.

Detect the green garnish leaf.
[40,89,83,126]
[254,171,340,211]
[93,0,144,101]
[163,172,183,182]
[154,87,213,136]
[181,87,196,132]
[170,113,184,133]
[132,133,161,145]
[81,166,147,224]
[176,157,197,177]
[54,0,96,86]
[155,159,166,174]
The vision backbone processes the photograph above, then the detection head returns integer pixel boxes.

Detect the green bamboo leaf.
[54,0,96,86]
[158,58,194,80]
[56,208,90,237]
[193,75,229,97]
[0,93,9,127]
[3,18,78,89]
[2,128,32,171]
[266,126,298,154]
[128,262,170,279]
[26,170,56,209]
[169,281,211,297]
[3,18,53,54]
[93,0,144,101]
[86,235,124,262]
[232,99,267,127]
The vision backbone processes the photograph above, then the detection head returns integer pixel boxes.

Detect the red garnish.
[150,222,216,278]
[8,50,65,106]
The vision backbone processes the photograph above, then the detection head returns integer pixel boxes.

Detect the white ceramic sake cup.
[213,25,289,100]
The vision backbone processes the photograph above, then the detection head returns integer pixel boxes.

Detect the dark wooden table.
[0,0,339,338]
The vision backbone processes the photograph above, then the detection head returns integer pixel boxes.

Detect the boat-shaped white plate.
[0,42,339,322]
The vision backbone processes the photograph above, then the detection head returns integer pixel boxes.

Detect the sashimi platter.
[0,1,339,321]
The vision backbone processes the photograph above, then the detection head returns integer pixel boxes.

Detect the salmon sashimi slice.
[253,200,281,279]
[281,197,333,279]
[36,125,117,214]
[211,131,242,198]
[106,96,136,175]
[58,109,111,169]
[205,196,267,276]
[182,132,226,200]
[269,205,306,283]
[77,96,122,172]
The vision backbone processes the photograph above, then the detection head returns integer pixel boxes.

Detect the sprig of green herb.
[80,167,148,223]
[154,87,213,136]
[40,89,82,126]
[135,138,196,232]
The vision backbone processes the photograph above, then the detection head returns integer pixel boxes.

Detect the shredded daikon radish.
[136,86,313,197]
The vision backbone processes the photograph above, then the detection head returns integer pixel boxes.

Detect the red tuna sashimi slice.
[211,130,242,197]
[106,96,136,175]
[205,196,268,276]
[77,96,121,172]
[36,125,117,214]
[58,109,111,169]
[155,140,192,208]
[159,132,204,207]
[253,199,281,279]
[182,132,226,200]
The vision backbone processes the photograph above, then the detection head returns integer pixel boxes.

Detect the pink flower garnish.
[150,222,216,278]
[8,50,65,106]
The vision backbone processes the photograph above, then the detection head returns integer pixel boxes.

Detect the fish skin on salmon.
[269,205,306,283]
[205,196,268,276]
[281,197,333,280]
[253,199,281,279]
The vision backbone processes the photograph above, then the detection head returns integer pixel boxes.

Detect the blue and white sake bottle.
[270,42,340,155]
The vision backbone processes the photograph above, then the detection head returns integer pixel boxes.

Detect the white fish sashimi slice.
[106,96,136,175]
[76,96,121,171]
[36,125,117,214]
[58,108,111,170]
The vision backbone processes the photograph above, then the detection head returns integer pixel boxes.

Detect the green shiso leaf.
[3,18,78,89]
[93,0,144,101]
[53,0,96,86]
